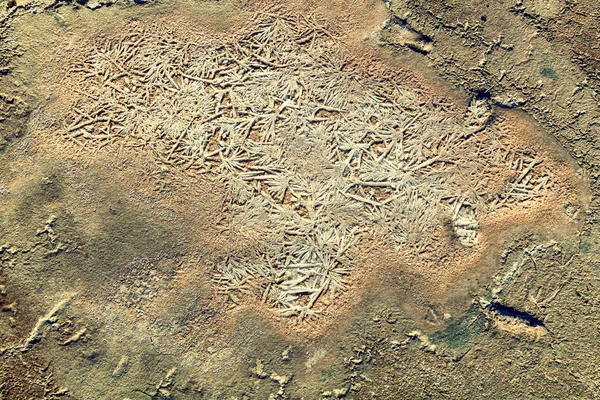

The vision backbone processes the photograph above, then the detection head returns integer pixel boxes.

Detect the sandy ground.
[0,0,599,399]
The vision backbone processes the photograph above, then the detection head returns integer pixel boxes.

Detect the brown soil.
[0,0,598,399]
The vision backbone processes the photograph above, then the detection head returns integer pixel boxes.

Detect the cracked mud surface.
[1,0,599,399]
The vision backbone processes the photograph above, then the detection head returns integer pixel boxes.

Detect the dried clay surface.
[38,5,584,322]
[0,0,596,399]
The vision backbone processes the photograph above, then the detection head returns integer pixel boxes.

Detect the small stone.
[251,359,267,379]
[112,356,129,378]
[270,372,290,386]
[85,0,102,9]
[15,0,34,7]
[492,94,526,108]
[333,386,350,398]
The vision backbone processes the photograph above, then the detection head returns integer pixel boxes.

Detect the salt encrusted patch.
[59,11,552,319]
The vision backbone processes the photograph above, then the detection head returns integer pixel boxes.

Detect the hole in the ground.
[489,302,545,327]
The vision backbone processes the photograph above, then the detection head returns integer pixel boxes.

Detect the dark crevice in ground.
[488,302,545,327]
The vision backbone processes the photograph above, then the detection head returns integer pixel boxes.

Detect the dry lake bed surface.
[0,0,599,398]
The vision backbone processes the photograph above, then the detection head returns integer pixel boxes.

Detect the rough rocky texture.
[0,0,599,399]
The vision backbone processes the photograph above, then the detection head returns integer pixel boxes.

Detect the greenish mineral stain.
[430,306,486,348]
[540,66,558,80]
[580,241,592,253]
